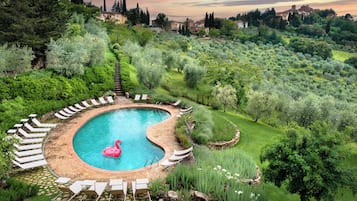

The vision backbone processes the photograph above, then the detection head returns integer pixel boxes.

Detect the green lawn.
[214,111,285,164]
[332,50,357,62]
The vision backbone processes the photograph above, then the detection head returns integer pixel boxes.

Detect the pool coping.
[44,98,181,182]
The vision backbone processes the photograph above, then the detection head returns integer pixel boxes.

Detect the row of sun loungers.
[134,94,149,101]
[53,177,151,201]
[7,114,56,170]
[54,96,115,120]
[160,146,193,169]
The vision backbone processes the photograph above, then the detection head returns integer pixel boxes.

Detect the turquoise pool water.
[73,108,170,171]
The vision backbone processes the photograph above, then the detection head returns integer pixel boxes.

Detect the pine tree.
[0,0,69,66]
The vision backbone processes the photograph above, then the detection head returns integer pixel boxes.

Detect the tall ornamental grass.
[166,147,265,200]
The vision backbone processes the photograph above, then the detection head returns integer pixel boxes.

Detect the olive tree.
[0,43,34,75]
[133,45,165,89]
[211,82,237,112]
[183,61,206,88]
[246,90,278,122]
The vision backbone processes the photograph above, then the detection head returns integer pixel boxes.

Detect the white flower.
[238,191,243,195]
[217,165,222,169]
[235,190,238,193]
[234,173,240,177]
[213,167,217,170]
[222,168,227,172]
[250,192,255,199]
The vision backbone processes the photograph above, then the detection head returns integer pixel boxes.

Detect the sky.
[85,0,357,21]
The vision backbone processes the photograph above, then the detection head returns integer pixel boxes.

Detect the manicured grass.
[211,111,240,141]
[217,111,285,164]
[332,50,357,62]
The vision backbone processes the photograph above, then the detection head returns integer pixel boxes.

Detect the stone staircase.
[114,61,124,96]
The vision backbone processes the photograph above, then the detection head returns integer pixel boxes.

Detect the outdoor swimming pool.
[72,108,170,171]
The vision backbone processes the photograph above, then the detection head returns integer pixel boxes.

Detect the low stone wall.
[207,129,240,149]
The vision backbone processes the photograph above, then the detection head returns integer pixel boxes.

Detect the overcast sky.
[85,0,357,21]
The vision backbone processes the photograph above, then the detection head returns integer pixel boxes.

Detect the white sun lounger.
[64,108,76,115]
[171,100,181,107]
[173,146,193,156]
[169,152,192,161]
[134,94,141,101]
[132,179,151,201]
[74,103,86,110]
[91,99,100,106]
[69,106,81,113]
[180,107,193,113]
[98,97,108,105]
[14,149,42,157]
[106,96,114,104]
[31,117,57,128]
[108,179,127,201]
[17,128,46,138]
[12,159,47,170]
[59,110,73,117]
[24,122,51,132]
[81,100,92,108]
[14,143,42,151]
[55,112,69,120]
[141,94,148,100]
[82,182,108,201]
[56,180,83,201]
[12,134,43,144]
[14,154,44,163]
[160,159,182,169]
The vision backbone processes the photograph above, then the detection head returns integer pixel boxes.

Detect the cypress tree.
[123,0,127,15]
[204,12,208,27]
[146,8,150,25]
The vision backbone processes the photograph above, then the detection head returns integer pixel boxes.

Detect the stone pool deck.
[14,96,183,199]
[44,96,182,182]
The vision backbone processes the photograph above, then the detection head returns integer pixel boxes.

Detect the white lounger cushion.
[173,146,193,156]
[55,112,69,120]
[14,143,42,151]
[134,94,141,101]
[32,118,57,128]
[106,96,114,103]
[12,159,47,169]
[99,97,108,104]
[91,99,100,106]
[81,101,92,108]
[141,94,148,100]
[18,128,46,138]
[74,103,86,110]
[14,149,42,157]
[69,106,81,112]
[88,182,108,197]
[64,108,76,115]
[15,154,44,163]
[59,110,73,117]
[169,153,191,161]
[171,100,181,106]
[160,159,181,168]
[13,135,43,144]
[24,123,51,132]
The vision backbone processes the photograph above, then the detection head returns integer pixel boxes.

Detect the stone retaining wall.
[207,129,240,149]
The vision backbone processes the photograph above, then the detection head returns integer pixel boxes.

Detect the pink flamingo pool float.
[102,139,122,158]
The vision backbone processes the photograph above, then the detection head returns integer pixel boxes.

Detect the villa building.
[97,12,127,24]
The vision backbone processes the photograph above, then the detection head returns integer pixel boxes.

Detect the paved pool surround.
[44,97,181,181]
